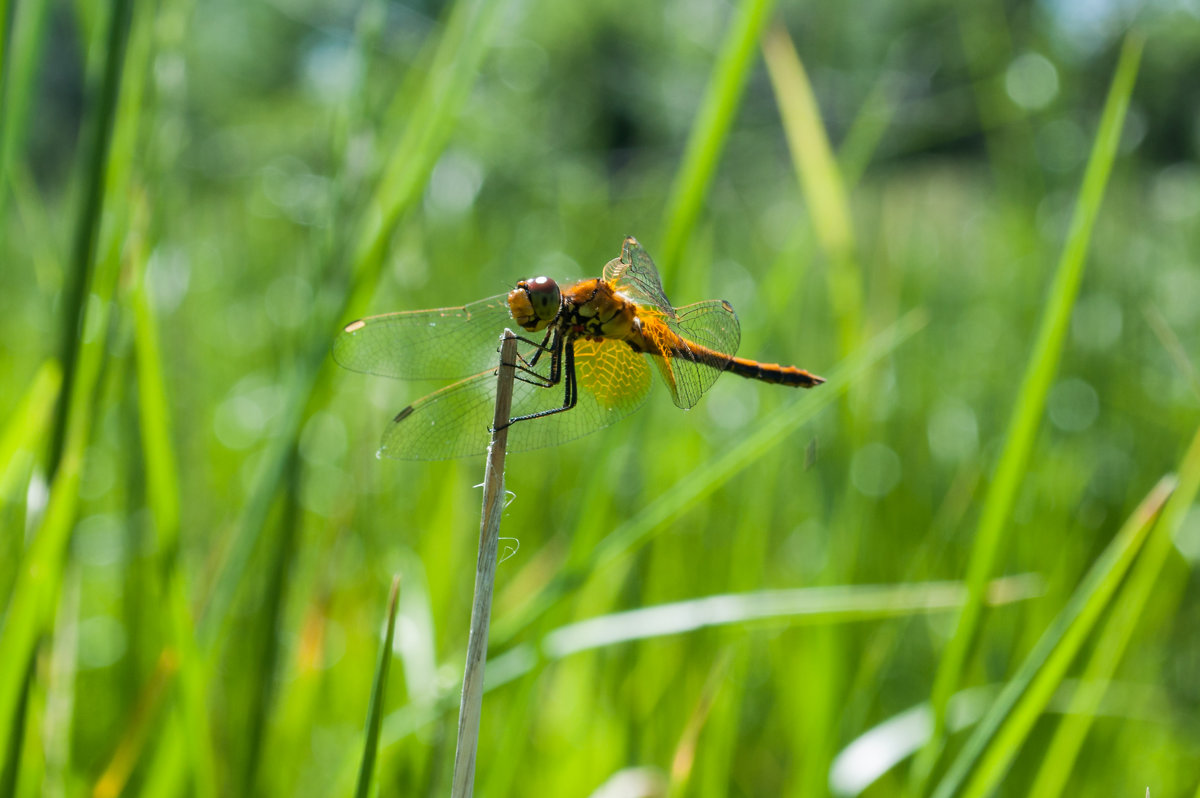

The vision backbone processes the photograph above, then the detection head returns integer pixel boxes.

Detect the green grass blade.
[130,228,180,553]
[1026,425,1200,798]
[355,576,402,798]
[345,0,506,317]
[127,197,218,797]
[46,0,133,477]
[657,0,778,276]
[836,72,898,189]
[762,23,862,356]
[929,473,1174,798]
[0,0,13,224]
[0,0,53,242]
[238,456,304,795]
[914,31,1144,786]
[492,309,927,646]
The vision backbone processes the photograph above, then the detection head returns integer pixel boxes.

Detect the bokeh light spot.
[74,514,125,567]
[1155,267,1200,327]
[927,398,979,464]
[1048,378,1099,432]
[1005,53,1059,110]
[1173,506,1200,564]
[1035,118,1087,173]
[1071,293,1123,351]
[301,410,348,464]
[1152,163,1200,222]
[215,394,267,450]
[851,443,902,497]
[265,275,313,330]
[427,152,484,216]
[78,616,127,670]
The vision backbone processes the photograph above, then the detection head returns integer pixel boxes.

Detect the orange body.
[509,277,824,389]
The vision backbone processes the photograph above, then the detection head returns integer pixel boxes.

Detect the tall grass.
[0,0,133,782]
[1,3,1194,797]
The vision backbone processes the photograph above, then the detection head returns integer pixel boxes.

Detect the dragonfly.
[333,236,825,460]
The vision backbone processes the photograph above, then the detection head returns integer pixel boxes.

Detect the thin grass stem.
[450,331,518,798]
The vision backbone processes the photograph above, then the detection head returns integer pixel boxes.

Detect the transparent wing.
[641,299,741,409]
[332,294,515,380]
[602,236,675,317]
[378,336,653,460]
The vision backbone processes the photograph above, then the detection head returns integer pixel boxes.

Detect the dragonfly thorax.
[508,275,562,331]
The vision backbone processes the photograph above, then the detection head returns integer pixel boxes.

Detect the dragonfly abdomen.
[725,357,825,387]
[668,336,825,389]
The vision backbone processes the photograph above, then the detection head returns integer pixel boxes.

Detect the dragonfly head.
[508,276,561,331]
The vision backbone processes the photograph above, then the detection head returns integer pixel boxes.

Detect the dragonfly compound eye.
[508,276,561,331]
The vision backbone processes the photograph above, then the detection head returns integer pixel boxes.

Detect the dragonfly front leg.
[512,329,558,388]
[520,328,555,368]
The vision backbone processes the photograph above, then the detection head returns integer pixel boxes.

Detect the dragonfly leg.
[504,329,560,387]
[493,332,572,431]
[513,367,556,388]
[517,329,555,368]
[503,338,579,426]
[512,329,561,388]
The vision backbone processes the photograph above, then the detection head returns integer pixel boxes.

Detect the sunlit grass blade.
[199,0,509,653]
[1025,425,1200,797]
[542,574,1042,658]
[0,0,134,771]
[0,360,60,506]
[759,64,897,323]
[128,193,180,551]
[492,309,928,645]
[832,685,998,797]
[762,23,862,356]
[928,473,1174,798]
[913,31,1144,788]
[355,576,402,798]
[656,0,778,276]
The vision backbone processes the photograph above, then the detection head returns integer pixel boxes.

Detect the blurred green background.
[2,0,1200,796]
